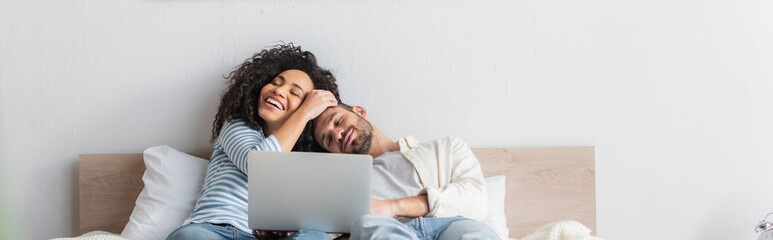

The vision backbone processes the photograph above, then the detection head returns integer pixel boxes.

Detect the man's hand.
[370,196,429,218]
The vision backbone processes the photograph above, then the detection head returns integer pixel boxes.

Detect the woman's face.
[258,69,314,126]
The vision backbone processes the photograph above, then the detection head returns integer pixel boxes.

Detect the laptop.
[247,151,372,233]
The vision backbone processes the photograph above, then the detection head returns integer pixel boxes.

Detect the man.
[313,104,501,240]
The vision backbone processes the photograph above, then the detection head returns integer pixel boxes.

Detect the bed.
[78,147,596,239]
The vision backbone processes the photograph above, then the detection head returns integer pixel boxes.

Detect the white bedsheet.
[507,220,602,240]
[50,231,127,240]
[510,237,603,240]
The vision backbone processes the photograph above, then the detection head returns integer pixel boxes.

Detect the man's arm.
[370,195,429,218]
[422,137,488,220]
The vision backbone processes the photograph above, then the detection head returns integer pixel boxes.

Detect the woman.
[167,44,339,240]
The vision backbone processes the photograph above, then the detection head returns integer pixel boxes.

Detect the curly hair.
[212,43,340,152]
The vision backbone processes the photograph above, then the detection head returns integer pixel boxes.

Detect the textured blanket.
[50,231,128,240]
[518,220,592,240]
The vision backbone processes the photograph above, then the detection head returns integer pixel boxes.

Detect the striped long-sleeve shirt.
[184,119,282,233]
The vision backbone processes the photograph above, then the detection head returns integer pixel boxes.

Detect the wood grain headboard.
[79,147,595,238]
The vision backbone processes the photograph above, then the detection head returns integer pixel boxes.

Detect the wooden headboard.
[79,147,595,238]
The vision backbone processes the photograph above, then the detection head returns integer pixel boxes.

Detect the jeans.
[351,214,500,240]
[166,223,333,240]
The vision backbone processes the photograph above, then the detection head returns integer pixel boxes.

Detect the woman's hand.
[253,230,290,240]
[268,90,336,152]
[296,90,338,121]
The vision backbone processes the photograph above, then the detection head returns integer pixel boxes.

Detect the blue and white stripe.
[184,119,282,234]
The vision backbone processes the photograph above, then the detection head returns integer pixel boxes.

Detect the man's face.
[313,106,373,154]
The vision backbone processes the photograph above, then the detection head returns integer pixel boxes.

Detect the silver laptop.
[247,151,372,233]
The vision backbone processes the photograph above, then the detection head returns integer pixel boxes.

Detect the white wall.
[2,0,773,239]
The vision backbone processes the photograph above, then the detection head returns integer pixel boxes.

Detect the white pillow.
[485,175,509,240]
[121,146,209,240]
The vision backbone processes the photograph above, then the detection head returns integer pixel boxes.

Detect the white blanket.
[50,231,128,240]
[513,220,597,240]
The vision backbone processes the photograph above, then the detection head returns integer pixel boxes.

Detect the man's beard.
[349,116,374,154]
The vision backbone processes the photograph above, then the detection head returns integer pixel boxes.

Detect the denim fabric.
[166,223,332,240]
[285,230,334,240]
[166,223,256,240]
[352,214,499,240]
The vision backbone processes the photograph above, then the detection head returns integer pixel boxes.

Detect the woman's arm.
[216,120,283,174]
[216,90,336,174]
[269,90,337,152]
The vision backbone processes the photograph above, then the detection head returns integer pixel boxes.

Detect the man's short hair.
[338,103,354,112]
[305,103,354,153]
